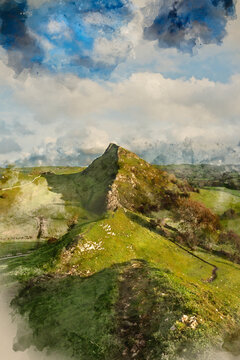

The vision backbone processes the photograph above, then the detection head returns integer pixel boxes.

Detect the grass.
[0,242,38,257]
[11,258,222,360]
[56,210,240,312]
[2,152,240,359]
[17,166,85,175]
[191,187,240,215]
[56,210,213,282]
[7,209,240,359]
[221,218,240,236]
[12,268,120,360]
[191,187,240,237]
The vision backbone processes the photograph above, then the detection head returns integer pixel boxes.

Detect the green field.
[191,187,240,215]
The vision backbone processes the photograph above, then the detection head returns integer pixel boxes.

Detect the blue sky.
[0,0,239,164]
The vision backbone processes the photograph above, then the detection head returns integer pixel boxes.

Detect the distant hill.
[157,164,240,190]
[146,139,240,166]
[11,138,240,168]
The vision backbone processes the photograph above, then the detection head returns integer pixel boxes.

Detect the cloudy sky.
[0,0,239,165]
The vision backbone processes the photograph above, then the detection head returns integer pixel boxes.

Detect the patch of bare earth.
[115,260,154,360]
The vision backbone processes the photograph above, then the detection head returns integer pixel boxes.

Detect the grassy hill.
[7,210,240,359]
[42,143,191,215]
[1,144,240,359]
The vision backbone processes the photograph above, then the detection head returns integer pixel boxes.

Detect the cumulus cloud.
[0,119,33,136]
[144,0,236,53]
[1,68,237,165]
[0,0,239,164]
[0,0,237,75]
[11,70,240,134]
[0,137,21,154]
[0,0,134,75]
[0,56,240,155]
[0,119,10,135]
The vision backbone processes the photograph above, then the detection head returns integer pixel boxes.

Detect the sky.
[0,0,240,165]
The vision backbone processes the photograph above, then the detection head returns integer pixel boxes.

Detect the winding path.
[1,175,41,192]
[0,252,33,261]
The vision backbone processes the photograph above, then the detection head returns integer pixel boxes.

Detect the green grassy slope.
[6,210,240,359]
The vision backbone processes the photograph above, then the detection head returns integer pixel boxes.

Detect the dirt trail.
[116,261,150,359]
[0,253,33,262]
[1,175,41,192]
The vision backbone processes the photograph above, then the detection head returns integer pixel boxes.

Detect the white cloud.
[0,57,240,152]
[94,37,133,66]
[47,20,72,40]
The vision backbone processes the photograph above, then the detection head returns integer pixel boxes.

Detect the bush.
[175,199,220,232]
[219,230,240,252]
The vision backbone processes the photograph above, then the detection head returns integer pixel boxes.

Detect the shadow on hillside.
[42,144,120,215]
[126,211,165,237]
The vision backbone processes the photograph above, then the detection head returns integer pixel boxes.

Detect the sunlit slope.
[8,209,240,316]
[0,167,90,241]
[56,210,212,280]
[9,210,240,359]
[56,210,240,307]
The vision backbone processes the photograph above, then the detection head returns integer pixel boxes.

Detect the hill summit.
[44,143,219,248]
[57,142,192,214]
